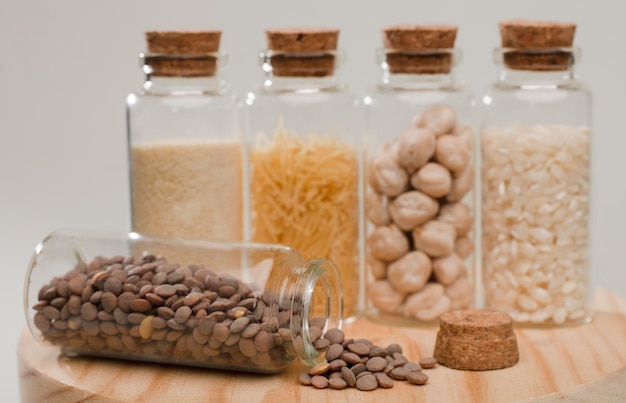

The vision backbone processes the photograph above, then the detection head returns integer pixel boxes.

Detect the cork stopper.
[433,309,519,371]
[144,30,222,77]
[381,24,458,74]
[499,20,576,71]
[264,28,339,77]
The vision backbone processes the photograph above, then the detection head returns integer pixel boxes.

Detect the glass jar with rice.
[480,20,592,326]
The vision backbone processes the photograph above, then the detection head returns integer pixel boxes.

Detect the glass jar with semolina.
[244,28,361,321]
[480,20,592,326]
[24,229,343,373]
[127,30,244,242]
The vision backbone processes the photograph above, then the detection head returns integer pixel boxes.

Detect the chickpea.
[432,254,464,285]
[368,151,408,197]
[446,161,474,202]
[412,220,456,258]
[453,124,475,148]
[446,275,472,310]
[365,192,391,226]
[387,251,432,294]
[454,236,474,259]
[435,135,470,175]
[415,296,452,322]
[367,256,387,280]
[403,283,451,321]
[368,280,405,315]
[388,190,439,231]
[367,224,409,262]
[410,162,452,199]
[438,202,472,236]
[397,127,436,174]
[415,104,456,137]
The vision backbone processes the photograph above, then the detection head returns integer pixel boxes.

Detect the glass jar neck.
[376,48,461,91]
[379,71,458,91]
[493,47,581,88]
[143,76,228,95]
[258,50,345,93]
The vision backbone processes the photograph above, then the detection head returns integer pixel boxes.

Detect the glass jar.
[24,229,343,373]
[480,20,592,326]
[127,31,243,242]
[363,25,475,326]
[244,28,361,321]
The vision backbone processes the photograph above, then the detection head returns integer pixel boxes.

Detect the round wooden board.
[18,289,626,402]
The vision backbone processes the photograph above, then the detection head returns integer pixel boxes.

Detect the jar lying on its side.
[24,229,343,373]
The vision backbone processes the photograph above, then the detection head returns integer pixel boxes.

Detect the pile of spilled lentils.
[298,328,435,391]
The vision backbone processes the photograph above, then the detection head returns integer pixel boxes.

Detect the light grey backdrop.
[1,1,623,401]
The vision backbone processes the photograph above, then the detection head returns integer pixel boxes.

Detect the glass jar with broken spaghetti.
[25,229,343,373]
[244,28,361,321]
[363,25,476,326]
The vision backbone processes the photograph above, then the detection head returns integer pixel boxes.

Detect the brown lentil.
[329,378,348,390]
[404,362,422,372]
[347,342,371,356]
[311,375,329,389]
[309,361,331,376]
[389,366,410,380]
[341,366,356,387]
[356,371,373,380]
[356,374,378,391]
[366,356,388,372]
[407,371,429,385]
[323,328,345,345]
[298,372,313,386]
[328,371,344,380]
[312,338,330,351]
[341,352,362,365]
[375,372,394,388]
[329,359,347,371]
[419,356,437,369]
[325,344,344,362]
[351,363,366,376]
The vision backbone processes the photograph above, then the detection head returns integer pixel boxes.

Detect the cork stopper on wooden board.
[433,309,519,371]
[265,28,339,77]
[144,30,222,77]
[499,20,577,71]
[381,24,457,74]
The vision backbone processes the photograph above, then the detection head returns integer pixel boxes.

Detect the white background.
[1,1,625,401]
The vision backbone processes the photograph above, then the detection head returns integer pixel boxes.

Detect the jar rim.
[259,49,345,61]
[294,257,344,365]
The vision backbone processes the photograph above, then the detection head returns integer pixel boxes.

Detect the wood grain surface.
[18,288,626,403]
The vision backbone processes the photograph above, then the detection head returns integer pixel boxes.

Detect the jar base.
[364,308,440,327]
[508,311,594,328]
